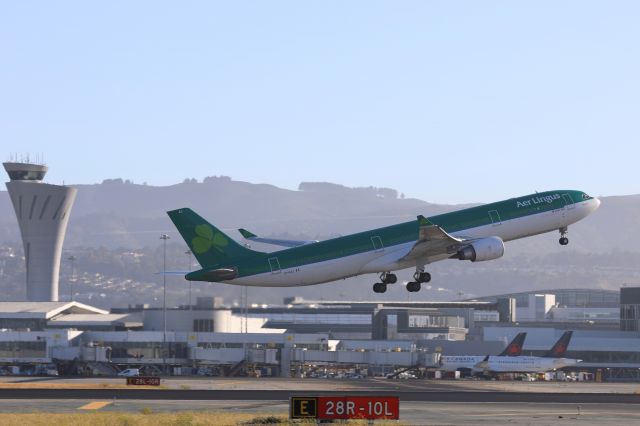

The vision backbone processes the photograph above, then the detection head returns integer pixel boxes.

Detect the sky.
[0,1,638,204]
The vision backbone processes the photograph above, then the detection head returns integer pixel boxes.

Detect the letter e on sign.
[290,397,317,419]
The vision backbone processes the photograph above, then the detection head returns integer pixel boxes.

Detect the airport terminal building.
[0,288,638,380]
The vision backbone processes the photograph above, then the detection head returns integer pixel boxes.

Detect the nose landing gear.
[559,227,569,245]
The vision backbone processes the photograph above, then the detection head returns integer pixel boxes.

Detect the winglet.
[417,215,433,226]
[238,228,257,239]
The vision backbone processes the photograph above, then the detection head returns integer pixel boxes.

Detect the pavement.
[2,376,640,394]
[0,399,638,425]
[0,388,639,403]
[0,377,639,425]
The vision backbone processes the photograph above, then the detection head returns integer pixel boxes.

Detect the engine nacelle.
[455,236,504,262]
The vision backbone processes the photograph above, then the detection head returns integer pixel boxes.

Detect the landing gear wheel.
[413,271,431,283]
[418,272,431,283]
[373,282,387,293]
[558,227,569,245]
[380,273,397,284]
[406,281,421,292]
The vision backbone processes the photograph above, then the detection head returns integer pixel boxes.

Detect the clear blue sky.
[1,1,638,204]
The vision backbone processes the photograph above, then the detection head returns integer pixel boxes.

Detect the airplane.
[439,332,527,372]
[444,331,580,376]
[167,190,600,293]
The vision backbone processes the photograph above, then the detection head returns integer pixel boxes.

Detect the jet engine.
[455,236,504,262]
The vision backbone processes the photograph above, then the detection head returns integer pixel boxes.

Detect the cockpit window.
[582,193,591,200]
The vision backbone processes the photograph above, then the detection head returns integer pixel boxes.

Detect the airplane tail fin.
[544,331,573,358]
[498,332,527,356]
[167,208,257,267]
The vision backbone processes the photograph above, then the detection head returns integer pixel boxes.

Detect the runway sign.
[290,396,317,419]
[290,396,399,420]
[126,377,161,386]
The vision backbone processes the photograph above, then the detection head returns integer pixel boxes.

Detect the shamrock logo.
[192,224,229,254]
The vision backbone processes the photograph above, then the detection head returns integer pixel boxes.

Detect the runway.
[0,398,638,425]
[0,388,638,403]
[0,379,639,424]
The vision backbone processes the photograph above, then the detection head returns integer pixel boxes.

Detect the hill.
[0,178,638,307]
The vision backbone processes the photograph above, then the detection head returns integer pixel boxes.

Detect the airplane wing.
[238,228,318,248]
[399,215,467,263]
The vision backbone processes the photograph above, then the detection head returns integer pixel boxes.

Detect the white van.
[117,368,140,377]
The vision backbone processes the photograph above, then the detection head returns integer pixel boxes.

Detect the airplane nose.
[592,198,601,211]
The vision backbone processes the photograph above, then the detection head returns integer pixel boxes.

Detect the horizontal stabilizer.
[238,228,318,248]
[238,228,257,239]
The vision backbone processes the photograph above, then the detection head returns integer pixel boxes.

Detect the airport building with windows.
[0,287,637,380]
[468,288,620,327]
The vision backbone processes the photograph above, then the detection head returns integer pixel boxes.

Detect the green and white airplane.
[167,190,599,293]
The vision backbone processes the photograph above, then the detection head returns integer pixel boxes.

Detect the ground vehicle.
[117,368,140,377]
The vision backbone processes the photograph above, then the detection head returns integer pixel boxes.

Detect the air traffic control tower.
[3,161,77,301]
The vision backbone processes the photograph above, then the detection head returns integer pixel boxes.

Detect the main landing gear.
[406,268,431,293]
[372,272,397,293]
[559,227,569,246]
[372,269,433,293]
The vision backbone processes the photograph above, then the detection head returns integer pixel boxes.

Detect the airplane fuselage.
[206,190,598,287]
[183,190,600,287]
[440,355,581,374]
[483,356,581,373]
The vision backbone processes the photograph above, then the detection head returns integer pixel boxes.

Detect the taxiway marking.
[78,401,112,410]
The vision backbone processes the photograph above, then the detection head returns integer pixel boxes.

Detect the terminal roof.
[0,302,108,319]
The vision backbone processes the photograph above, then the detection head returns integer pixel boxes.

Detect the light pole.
[160,233,170,374]
[185,250,192,310]
[67,255,76,302]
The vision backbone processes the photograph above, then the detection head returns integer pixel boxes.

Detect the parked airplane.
[443,331,580,375]
[439,332,527,372]
[167,190,599,293]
